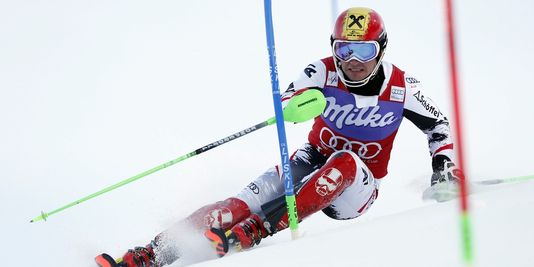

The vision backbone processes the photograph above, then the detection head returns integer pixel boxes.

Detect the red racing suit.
[283,57,453,179]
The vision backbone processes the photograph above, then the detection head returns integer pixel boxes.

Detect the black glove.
[431,155,464,186]
[422,155,465,202]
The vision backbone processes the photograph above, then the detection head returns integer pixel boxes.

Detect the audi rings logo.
[319,127,382,159]
[247,182,260,194]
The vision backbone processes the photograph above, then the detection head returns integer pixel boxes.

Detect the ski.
[423,174,534,202]
[473,174,534,185]
[422,182,459,202]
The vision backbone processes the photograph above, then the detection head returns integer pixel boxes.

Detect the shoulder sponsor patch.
[405,77,420,84]
[304,64,317,78]
[390,86,405,102]
[413,90,443,118]
[326,71,338,86]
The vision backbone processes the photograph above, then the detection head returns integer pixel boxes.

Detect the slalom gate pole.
[29,89,326,223]
[263,0,300,240]
[444,0,473,265]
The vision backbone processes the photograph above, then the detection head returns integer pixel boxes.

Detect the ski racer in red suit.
[95,7,464,267]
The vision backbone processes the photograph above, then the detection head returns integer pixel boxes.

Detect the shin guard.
[185,197,251,231]
[264,150,359,231]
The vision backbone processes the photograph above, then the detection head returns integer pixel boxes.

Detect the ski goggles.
[332,40,380,63]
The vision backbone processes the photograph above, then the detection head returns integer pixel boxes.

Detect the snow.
[192,181,534,267]
[1,1,533,266]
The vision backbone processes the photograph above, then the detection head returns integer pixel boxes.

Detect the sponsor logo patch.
[304,64,317,78]
[413,90,443,118]
[390,86,405,102]
[319,127,383,159]
[204,208,233,229]
[247,182,260,194]
[323,97,398,128]
[405,77,420,84]
[343,10,370,40]
[326,71,338,86]
[315,168,344,196]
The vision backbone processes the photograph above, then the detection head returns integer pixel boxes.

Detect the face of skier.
[339,58,378,82]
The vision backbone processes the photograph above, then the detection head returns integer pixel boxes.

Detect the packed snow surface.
[2,1,533,266]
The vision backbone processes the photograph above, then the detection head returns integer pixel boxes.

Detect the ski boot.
[95,242,158,267]
[204,213,273,257]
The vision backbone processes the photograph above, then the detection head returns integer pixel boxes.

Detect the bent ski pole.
[30,89,326,223]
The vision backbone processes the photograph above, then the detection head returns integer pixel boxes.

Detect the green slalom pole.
[460,211,473,265]
[30,89,326,223]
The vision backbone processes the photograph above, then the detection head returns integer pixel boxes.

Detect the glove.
[423,155,465,202]
[430,155,464,186]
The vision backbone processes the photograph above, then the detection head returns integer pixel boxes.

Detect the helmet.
[331,7,388,87]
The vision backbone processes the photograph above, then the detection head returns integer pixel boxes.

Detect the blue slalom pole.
[263,0,299,239]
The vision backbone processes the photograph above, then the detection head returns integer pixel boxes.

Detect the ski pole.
[263,0,300,240]
[30,89,326,223]
[30,121,268,223]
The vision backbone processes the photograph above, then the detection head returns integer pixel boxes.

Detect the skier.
[96,7,464,267]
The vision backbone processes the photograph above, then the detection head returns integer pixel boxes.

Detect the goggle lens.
[333,41,379,63]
